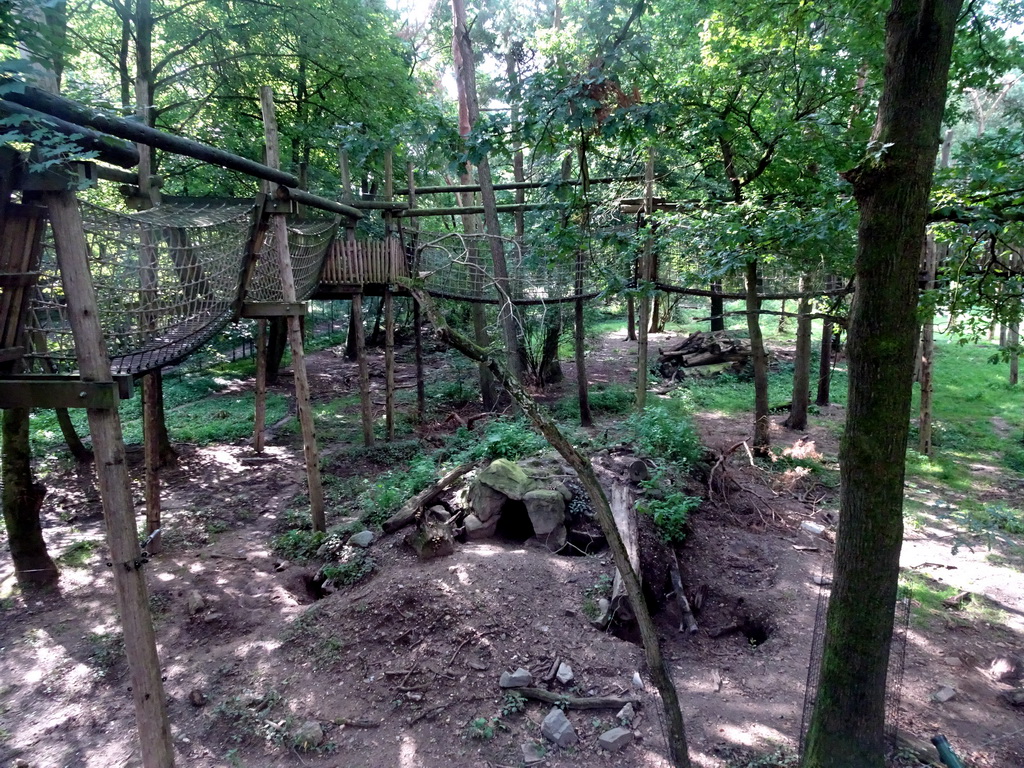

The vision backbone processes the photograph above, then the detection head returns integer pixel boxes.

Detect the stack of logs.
[658,331,751,379]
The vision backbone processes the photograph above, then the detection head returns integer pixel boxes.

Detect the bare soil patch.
[1,330,1021,767]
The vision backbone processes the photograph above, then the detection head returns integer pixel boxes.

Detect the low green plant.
[967,504,1024,535]
[356,455,436,527]
[500,691,526,717]
[442,418,547,464]
[214,689,288,747]
[466,716,498,740]
[630,405,703,469]
[555,384,634,419]
[86,630,124,677]
[271,529,325,562]
[57,539,98,568]
[638,489,701,545]
[318,550,374,587]
[581,574,613,620]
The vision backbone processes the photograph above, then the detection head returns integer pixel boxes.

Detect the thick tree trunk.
[745,261,770,456]
[816,316,834,406]
[784,278,812,430]
[539,311,563,385]
[918,235,939,454]
[803,2,962,766]
[575,138,592,426]
[2,408,59,587]
[266,317,287,382]
[710,282,724,332]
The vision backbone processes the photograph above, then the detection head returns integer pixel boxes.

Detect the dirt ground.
[1,329,1022,768]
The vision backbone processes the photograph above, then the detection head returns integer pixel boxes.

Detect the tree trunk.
[803,2,962,766]
[576,137,592,426]
[919,235,939,454]
[815,315,834,406]
[539,311,563,385]
[710,282,724,332]
[2,408,59,587]
[267,317,287,382]
[745,261,770,456]
[784,278,811,430]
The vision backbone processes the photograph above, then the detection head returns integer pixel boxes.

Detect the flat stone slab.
[599,726,632,752]
[499,667,533,688]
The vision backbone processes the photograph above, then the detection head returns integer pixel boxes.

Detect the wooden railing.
[321,238,408,286]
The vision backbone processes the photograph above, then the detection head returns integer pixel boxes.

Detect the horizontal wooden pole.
[1,83,299,187]
[0,100,140,168]
[347,200,408,211]
[284,187,362,219]
[399,202,552,218]
[0,377,124,409]
[395,174,644,196]
[241,301,307,318]
[655,281,854,301]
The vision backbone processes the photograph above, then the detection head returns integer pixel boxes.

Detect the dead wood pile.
[658,331,750,378]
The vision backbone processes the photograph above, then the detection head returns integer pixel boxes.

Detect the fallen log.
[517,687,637,710]
[670,551,699,635]
[382,461,476,533]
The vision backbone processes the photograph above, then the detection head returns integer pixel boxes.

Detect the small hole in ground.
[743,618,773,647]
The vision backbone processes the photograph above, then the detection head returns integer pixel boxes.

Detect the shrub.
[630,405,703,468]
[271,529,325,562]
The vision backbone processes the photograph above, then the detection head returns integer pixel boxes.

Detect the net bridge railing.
[414,232,600,305]
[25,198,256,376]
[246,216,339,303]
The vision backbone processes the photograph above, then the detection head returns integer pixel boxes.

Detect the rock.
[524,489,566,535]
[404,521,454,560]
[464,513,498,541]
[598,726,632,752]
[942,656,962,668]
[14,760,30,768]
[500,667,533,688]
[989,655,1024,684]
[291,720,324,749]
[348,530,375,548]
[188,688,207,707]
[1003,688,1024,706]
[186,591,205,615]
[541,707,577,748]
[800,521,826,537]
[273,560,289,572]
[932,686,956,703]
[550,481,573,502]
[468,481,508,523]
[556,662,574,685]
[616,703,635,724]
[631,671,644,690]
[477,459,531,500]
[521,742,547,765]
[812,574,832,586]
[529,524,567,553]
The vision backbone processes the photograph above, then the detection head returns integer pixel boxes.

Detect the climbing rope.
[247,216,338,303]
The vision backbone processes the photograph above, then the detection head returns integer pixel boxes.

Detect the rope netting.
[656,237,833,296]
[246,217,338,303]
[415,232,600,305]
[25,198,255,376]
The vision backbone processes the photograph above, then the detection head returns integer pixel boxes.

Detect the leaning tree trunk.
[745,261,770,456]
[2,408,59,587]
[803,1,962,766]
[784,277,811,430]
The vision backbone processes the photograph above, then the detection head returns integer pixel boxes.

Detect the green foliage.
[500,691,526,718]
[581,574,613,620]
[271,529,325,563]
[638,469,701,545]
[442,418,547,464]
[465,716,499,741]
[629,405,703,469]
[964,504,1024,536]
[356,455,436,528]
[318,550,374,587]
[57,540,98,568]
[555,383,634,419]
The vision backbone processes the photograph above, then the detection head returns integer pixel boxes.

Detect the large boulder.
[523,489,566,535]
[477,459,531,500]
[468,481,507,523]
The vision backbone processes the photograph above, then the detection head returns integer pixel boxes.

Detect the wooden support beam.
[398,202,551,218]
[0,377,120,408]
[260,86,326,533]
[2,82,299,187]
[280,187,362,220]
[46,189,174,767]
[353,291,374,447]
[240,302,307,318]
[253,319,268,454]
[393,174,644,196]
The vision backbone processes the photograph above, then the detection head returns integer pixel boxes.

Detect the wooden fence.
[320,238,408,286]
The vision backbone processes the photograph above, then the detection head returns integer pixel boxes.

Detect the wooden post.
[260,87,326,533]
[635,150,655,411]
[354,291,374,446]
[384,149,396,440]
[47,190,174,768]
[253,319,268,452]
[408,163,426,423]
